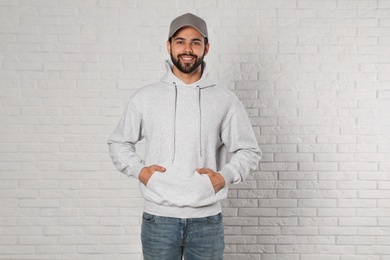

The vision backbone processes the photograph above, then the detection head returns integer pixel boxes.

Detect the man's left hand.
[196,168,226,193]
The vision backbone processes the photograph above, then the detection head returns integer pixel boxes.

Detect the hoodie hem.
[143,199,222,219]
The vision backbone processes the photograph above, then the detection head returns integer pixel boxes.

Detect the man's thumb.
[152,165,166,172]
[196,168,207,174]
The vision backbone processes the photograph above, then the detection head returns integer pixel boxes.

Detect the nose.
[183,43,193,53]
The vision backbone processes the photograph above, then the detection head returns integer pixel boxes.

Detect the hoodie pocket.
[142,170,219,208]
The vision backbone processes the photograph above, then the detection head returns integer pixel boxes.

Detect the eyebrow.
[173,37,202,42]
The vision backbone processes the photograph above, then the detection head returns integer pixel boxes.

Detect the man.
[108,13,261,260]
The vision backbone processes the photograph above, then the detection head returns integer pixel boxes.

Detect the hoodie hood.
[162,59,216,89]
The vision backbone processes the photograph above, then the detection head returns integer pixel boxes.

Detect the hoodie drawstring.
[197,85,203,158]
[172,82,177,163]
[163,60,216,163]
[171,82,203,163]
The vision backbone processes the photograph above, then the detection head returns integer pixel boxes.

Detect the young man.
[108,13,261,260]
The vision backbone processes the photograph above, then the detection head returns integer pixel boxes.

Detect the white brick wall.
[0,0,389,259]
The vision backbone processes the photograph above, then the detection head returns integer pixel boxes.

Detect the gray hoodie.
[108,60,261,218]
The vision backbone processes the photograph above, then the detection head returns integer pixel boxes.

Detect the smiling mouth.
[179,55,196,62]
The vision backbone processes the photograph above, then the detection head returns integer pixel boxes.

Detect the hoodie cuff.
[123,161,145,179]
[219,164,239,184]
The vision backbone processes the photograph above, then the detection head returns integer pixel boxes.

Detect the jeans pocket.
[206,213,223,223]
[142,212,156,223]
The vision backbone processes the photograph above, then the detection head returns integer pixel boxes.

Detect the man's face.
[167,26,209,74]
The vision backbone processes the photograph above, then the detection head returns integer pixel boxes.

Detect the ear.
[204,43,210,56]
[166,40,171,54]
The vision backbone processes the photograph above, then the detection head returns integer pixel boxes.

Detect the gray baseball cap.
[168,13,208,39]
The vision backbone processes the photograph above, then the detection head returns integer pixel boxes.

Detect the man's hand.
[196,168,226,193]
[139,165,166,186]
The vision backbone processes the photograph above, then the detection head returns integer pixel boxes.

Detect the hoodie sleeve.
[107,98,145,179]
[219,101,262,184]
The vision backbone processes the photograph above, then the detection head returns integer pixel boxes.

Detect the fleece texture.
[108,60,261,218]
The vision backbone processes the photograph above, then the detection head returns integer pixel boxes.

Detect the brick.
[225,235,257,244]
[279,171,317,180]
[0,245,36,254]
[275,153,313,162]
[257,181,296,189]
[262,254,299,260]
[281,227,318,235]
[238,189,277,199]
[338,199,377,208]
[258,217,298,226]
[237,244,275,254]
[318,208,356,217]
[338,181,377,189]
[224,254,260,260]
[302,255,339,260]
[299,217,338,226]
[224,199,258,208]
[338,144,377,153]
[278,208,317,217]
[19,236,58,245]
[3,226,43,235]
[357,245,390,254]
[358,208,390,217]
[298,180,336,189]
[317,190,357,199]
[298,199,337,208]
[339,162,378,171]
[339,217,377,226]
[258,199,297,208]
[276,245,315,253]
[258,235,296,245]
[341,256,380,260]
[337,236,376,245]
[299,162,338,171]
[224,217,258,226]
[239,208,277,217]
[242,226,280,235]
[316,245,356,254]
[260,162,298,171]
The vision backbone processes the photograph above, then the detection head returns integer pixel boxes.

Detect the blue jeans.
[141,212,225,260]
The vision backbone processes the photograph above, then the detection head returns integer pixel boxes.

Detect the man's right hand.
[138,165,166,186]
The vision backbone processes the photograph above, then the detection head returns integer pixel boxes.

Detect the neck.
[172,65,203,85]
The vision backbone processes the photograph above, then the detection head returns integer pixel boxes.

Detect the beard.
[170,52,205,74]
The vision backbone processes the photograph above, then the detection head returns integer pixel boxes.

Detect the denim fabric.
[141,212,225,260]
